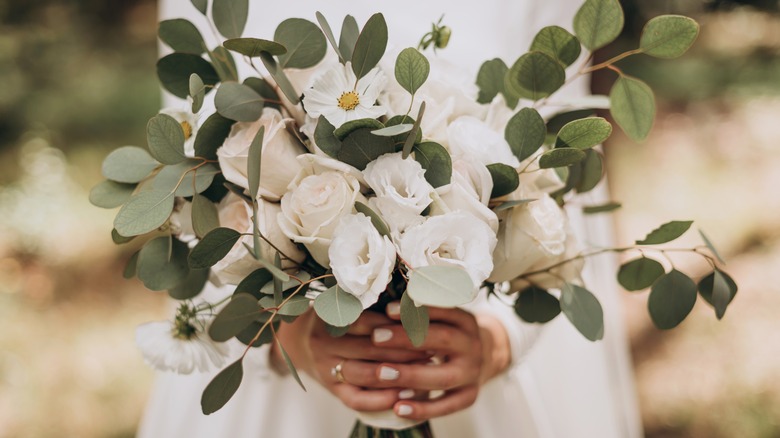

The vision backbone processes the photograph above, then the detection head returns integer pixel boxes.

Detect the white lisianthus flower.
[398,211,497,288]
[447,116,520,168]
[302,62,387,128]
[329,214,396,309]
[363,153,434,234]
[135,318,229,374]
[160,107,198,157]
[217,108,306,201]
[488,189,570,283]
[211,193,304,286]
[430,156,498,232]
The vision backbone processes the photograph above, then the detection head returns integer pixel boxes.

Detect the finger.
[346,312,396,335]
[330,383,400,412]
[386,301,401,321]
[393,385,479,421]
[424,307,479,333]
[333,359,402,389]
[373,323,477,353]
[312,334,431,363]
[374,357,480,391]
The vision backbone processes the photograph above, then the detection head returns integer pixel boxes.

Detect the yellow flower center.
[337,91,360,111]
[181,121,193,140]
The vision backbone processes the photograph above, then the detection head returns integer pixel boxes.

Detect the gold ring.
[330,359,346,383]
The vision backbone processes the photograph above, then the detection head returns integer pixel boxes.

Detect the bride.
[139,1,642,436]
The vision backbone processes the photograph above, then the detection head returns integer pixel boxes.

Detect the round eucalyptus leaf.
[560,284,604,341]
[555,117,612,149]
[112,229,135,245]
[188,227,242,269]
[338,15,360,62]
[407,266,476,308]
[243,77,280,107]
[191,194,220,239]
[648,270,697,330]
[313,116,341,158]
[89,180,135,209]
[698,270,738,319]
[505,107,546,162]
[234,269,274,299]
[395,47,430,95]
[169,267,209,300]
[137,236,190,291]
[235,321,275,347]
[400,292,429,347]
[101,146,159,184]
[123,251,139,279]
[211,0,248,39]
[224,37,287,57]
[636,220,693,245]
[209,293,263,342]
[576,149,604,193]
[313,285,363,327]
[476,58,510,104]
[506,52,565,101]
[337,128,394,170]
[194,113,234,160]
[201,359,244,415]
[354,201,391,238]
[152,161,219,197]
[189,73,205,113]
[610,76,655,142]
[147,114,186,165]
[414,142,452,188]
[351,13,388,79]
[530,25,582,67]
[275,18,328,69]
[618,257,665,291]
[538,148,586,169]
[486,163,520,198]
[208,46,238,83]
[157,53,219,99]
[640,15,699,59]
[158,19,206,54]
[514,287,561,323]
[215,82,264,122]
[190,0,207,15]
[114,190,175,237]
[573,0,625,51]
[334,118,385,140]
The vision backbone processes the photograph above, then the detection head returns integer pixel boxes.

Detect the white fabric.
[139,1,643,437]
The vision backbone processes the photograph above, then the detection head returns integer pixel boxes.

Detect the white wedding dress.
[139,1,642,437]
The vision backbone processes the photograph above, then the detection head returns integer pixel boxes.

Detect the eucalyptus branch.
[580,49,643,74]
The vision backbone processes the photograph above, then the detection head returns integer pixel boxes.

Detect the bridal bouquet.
[91,0,736,434]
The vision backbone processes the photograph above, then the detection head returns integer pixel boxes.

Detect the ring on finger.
[330,359,346,383]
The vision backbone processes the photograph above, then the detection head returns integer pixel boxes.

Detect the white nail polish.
[397,404,413,416]
[379,366,400,381]
[373,328,393,343]
[387,301,400,316]
[398,389,415,400]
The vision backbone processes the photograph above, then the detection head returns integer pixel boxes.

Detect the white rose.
[329,214,396,309]
[278,169,365,267]
[482,95,516,133]
[398,211,497,288]
[447,116,520,168]
[160,107,198,157]
[430,156,498,232]
[488,189,569,283]
[509,231,584,291]
[211,193,304,285]
[363,153,433,234]
[216,107,306,201]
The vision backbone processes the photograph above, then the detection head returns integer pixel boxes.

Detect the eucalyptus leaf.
[191,0,207,15]
[215,82,264,122]
[698,270,738,319]
[618,257,665,291]
[546,109,597,136]
[243,77,280,107]
[114,190,175,237]
[89,180,135,209]
[640,15,699,59]
[575,149,603,193]
[648,270,697,329]
[573,0,624,51]
[313,116,341,158]
[699,229,726,265]
[255,255,290,283]
[112,229,135,245]
[413,141,452,188]
[235,269,274,299]
[505,108,546,162]
[152,161,219,197]
[538,148,586,169]
[168,267,209,300]
[402,102,425,159]
[486,163,520,198]
[636,220,693,245]
[476,58,510,104]
[386,115,422,145]
[354,202,391,238]
[372,124,413,136]
[123,251,139,279]
[189,73,205,113]
[224,37,287,57]
[339,15,360,62]
[158,19,206,54]
[259,52,299,105]
[334,118,385,141]
[208,46,239,83]
[316,12,344,63]
[259,295,310,317]
[610,76,655,142]
[505,52,565,101]
[275,18,327,69]
[555,117,612,149]
[338,128,394,171]
[147,114,186,165]
[209,293,263,342]
[188,227,241,269]
[583,202,621,214]
[212,0,248,39]
[192,194,220,239]
[514,286,561,323]
[276,338,306,391]
[201,359,243,415]
[235,320,275,347]
[157,53,219,99]
[102,146,159,184]
[313,285,363,327]
[400,292,429,347]
[351,13,388,80]
[560,284,604,341]
[530,26,582,67]
[194,113,234,160]
[137,236,190,291]
[395,48,430,95]
[407,266,476,308]
[247,126,264,199]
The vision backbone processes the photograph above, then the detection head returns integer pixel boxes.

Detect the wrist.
[476,314,512,383]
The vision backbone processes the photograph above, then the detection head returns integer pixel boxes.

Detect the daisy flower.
[302,62,387,128]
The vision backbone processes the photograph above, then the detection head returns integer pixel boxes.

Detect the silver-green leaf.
[192,194,220,239]
[618,257,665,291]
[555,117,612,149]
[209,293,263,342]
[530,25,582,67]
[648,270,697,329]
[313,285,363,327]
[114,190,175,237]
[215,82,264,122]
[407,266,476,308]
[505,108,546,162]
[223,37,287,57]
[101,146,159,184]
[505,52,565,101]
[89,180,135,209]
[400,292,429,347]
[147,114,187,165]
[636,220,693,245]
[560,284,604,341]
[610,76,655,142]
[573,0,625,51]
[538,148,587,169]
[158,19,206,54]
[275,18,327,69]
[395,48,430,95]
[188,227,241,269]
[351,13,388,80]
[640,15,699,59]
[212,0,248,39]
[201,359,244,415]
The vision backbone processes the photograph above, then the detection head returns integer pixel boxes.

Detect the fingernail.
[398,389,415,400]
[373,328,393,343]
[397,404,413,416]
[379,366,400,381]
[387,301,400,316]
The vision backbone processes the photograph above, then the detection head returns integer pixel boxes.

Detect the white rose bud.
[430,156,498,232]
[363,153,433,234]
[212,193,304,285]
[216,108,306,201]
[447,115,520,168]
[399,211,497,288]
[329,214,396,309]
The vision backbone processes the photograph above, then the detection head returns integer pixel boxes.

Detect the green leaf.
[339,15,359,62]
[699,229,726,265]
[194,113,234,160]
[112,228,135,245]
[192,194,220,239]
[275,338,306,391]
[224,37,287,57]
[334,118,385,141]
[188,227,241,269]
[402,102,425,159]
[89,180,135,209]
[137,236,190,291]
[235,321,275,347]
[555,117,612,149]
[152,161,219,197]
[123,251,139,279]
[261,295,310,317]
[648,270,697,329]
[190,73,206,113]
[395,48,430,95]
[275,18,327,69]
[247,126,264,199]
[201,359,244,415]
[514,286,561,323]
[114,190,175,237]
[157,53,219,99]
[546,109,598,136]
[640,15,699,59]
[235,269,274,298]
[168,267,209,300]
[215,82,264,122]
[610,76,655,142]
[325,323,351,338]
[354,201,391,238]
[259,272,311,296]
[698,270,737,319]
[147,114,187,165]
[315,12,344,63]
[560,284,604,341]
[530,26,582,67]
[487,163,520,198]
[338,128,395,171]
[313,116,341,158]
[209,293,263,342]
[158,19,206,54]
[413,141,452,188]
[636,220,693,245]
[253,253,290,283]
[618,257,665,291]
[575,149,603,193]
[583,202,621,214]
[538,148,586,169]
[351,13,388,80]
[191,0,207,15]
[573,0,625,51]
[259,52,299,104]
[505,52,565,101]
[372,124,413,136]
[243,77,280,107]
[102,146,159,184]
[208,46,239,83]
[476,58,509,104]
[314,285,363,327]
[212,0,248,39]
[407,266,476,308]
[400,292,429,347]
[505,108,546,162]
[386,115,422,145]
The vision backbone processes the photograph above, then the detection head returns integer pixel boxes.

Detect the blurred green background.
[0,0,779,437]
